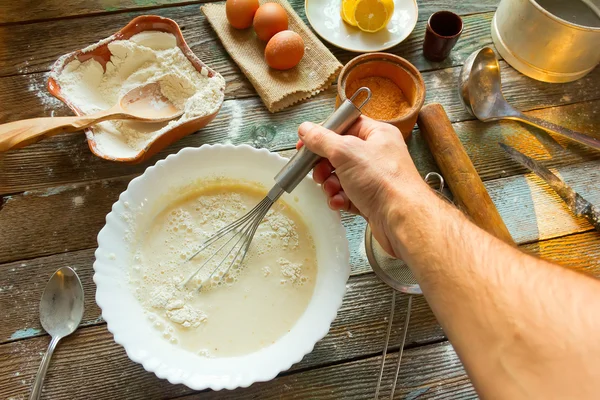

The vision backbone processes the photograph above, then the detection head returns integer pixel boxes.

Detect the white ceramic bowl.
[93,144,350,390]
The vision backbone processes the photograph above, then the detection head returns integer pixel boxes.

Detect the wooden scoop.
[0,82,183,152]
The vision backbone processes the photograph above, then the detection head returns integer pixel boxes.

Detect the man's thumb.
[298,122,344,160]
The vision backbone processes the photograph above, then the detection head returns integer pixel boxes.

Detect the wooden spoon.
[0,82,184,152]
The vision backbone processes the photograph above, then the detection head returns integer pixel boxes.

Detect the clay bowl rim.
[47,15,225,164]
[337,53,426,125]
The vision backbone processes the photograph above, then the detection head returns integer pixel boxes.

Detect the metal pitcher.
[491,0,600,83]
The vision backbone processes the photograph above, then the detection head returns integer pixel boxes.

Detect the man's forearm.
[386,187,600,399]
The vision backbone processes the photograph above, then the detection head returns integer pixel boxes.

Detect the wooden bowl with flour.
[48,15,225,164]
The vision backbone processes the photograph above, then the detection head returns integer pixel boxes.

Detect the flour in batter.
[129,180,317,357]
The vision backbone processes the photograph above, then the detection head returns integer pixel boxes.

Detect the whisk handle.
[274,94,367,193]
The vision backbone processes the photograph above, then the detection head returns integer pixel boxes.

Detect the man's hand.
[299,115,600,399]
[297,116,429,257]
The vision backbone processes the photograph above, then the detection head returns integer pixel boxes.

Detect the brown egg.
[265,30,305,70]
[226,0,260,29]
[253,3,289,41]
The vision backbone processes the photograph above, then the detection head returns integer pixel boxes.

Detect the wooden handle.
[0,115,100,152]
[0,106,127,152]
[417,103,514,244]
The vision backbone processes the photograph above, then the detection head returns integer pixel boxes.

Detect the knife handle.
[579,197,600,232]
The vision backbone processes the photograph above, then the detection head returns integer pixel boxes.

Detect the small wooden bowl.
[48,15,225,164]
[336,53,425,139]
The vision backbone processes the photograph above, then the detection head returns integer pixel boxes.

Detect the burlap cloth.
[201,0,342,113]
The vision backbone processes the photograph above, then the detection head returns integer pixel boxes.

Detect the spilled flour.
[53,31,225,159]
[129,180,318,357]
[27,72,63,116]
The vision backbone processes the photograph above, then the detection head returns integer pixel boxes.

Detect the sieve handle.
[273,88,371,194]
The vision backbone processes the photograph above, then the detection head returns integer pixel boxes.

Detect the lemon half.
[341,0,359,26]
[354,0,394,33]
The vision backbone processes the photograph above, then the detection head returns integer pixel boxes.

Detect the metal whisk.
[182,87,371,289]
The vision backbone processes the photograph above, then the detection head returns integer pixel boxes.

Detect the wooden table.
[1,0,599,398]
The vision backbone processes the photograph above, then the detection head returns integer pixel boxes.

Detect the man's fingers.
[328,192,346,210]
[320,173,360,215]
[343,116,378,140]
[313,160,334,184]
[298,122,345,160]
[322,173,341,197]
[328,191,360,214]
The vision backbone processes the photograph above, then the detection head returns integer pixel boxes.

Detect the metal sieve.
[366,172,446,399]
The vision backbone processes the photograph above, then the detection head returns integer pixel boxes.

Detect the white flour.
[53,31,225,159]
[129,181,318,357]
[28,72,63,114]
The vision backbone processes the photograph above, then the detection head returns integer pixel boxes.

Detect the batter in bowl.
[129,180,318,357]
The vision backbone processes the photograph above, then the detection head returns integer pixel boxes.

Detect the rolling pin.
[417,103,515,245]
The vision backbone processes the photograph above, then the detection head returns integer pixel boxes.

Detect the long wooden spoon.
[0,82,183,152]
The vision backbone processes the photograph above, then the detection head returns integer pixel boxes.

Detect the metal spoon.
[29,267,84,400]
[0,81,184,152]
[459,47,600,150]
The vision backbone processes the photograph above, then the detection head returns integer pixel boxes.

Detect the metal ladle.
[29,267,84,400]
[459,47,600,150]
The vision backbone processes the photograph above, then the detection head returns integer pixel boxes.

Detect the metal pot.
[491,0,600,83]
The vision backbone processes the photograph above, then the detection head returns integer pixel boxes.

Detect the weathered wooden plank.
[522,231,600,275]
[0,176,369,273]
[0,72,69,121]
[409,99,600,183]
[0,322,471,400]
[486,160,600,243]
[419,60,600,125]
[3,0,597,128]
[170,343,475,400]
[2,205,599,346]
[4,224,597,398]
[1,1,596,398]
[0,249,102,344]
[0,323,190,400]
[0,6,495,79]
[0,0,202,25]
[0,0,497,25]
[0,10,497,123]
[0,178,130,263]
[0,5,252,95]
[1,265,444,372]
[330,11,496,72]
[2,88,599,196]
[4,44,599,127]
[1,231,597,397]
[0,92,341,195]
[1,151,598,264]
[0,6,205,76]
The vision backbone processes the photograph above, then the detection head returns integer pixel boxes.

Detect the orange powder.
[346,76,410,120]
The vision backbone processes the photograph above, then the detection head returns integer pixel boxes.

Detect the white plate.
[94,144,350,391]
[305,0,418,52]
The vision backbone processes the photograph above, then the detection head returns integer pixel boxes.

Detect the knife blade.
[499,143,600,231]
